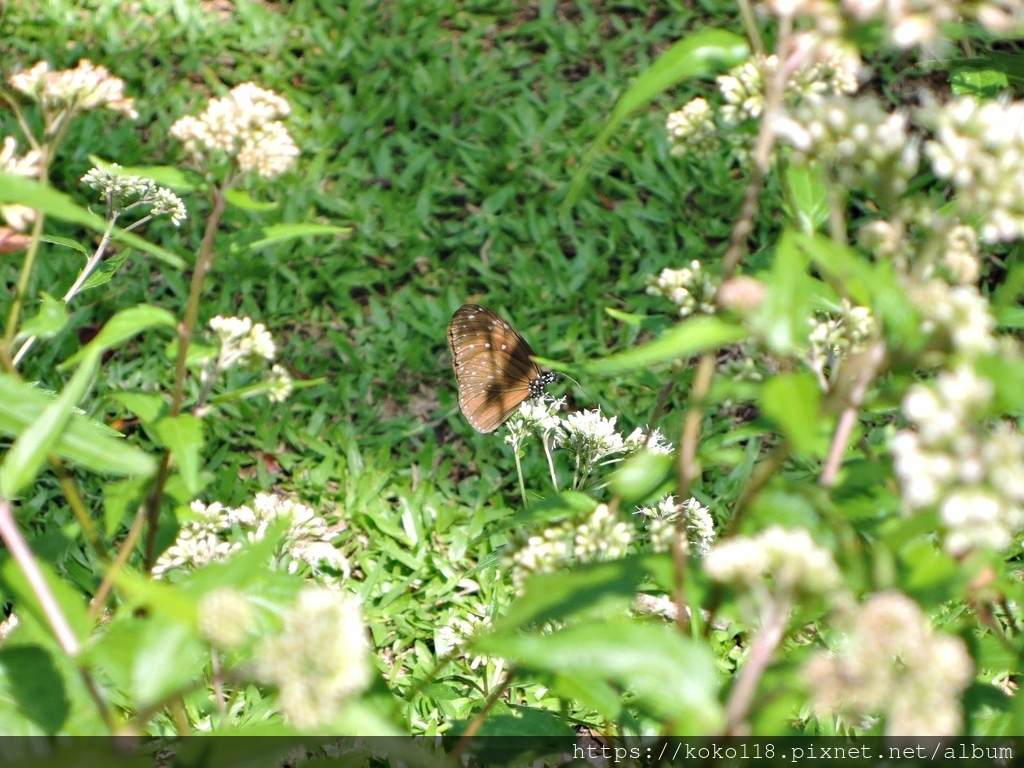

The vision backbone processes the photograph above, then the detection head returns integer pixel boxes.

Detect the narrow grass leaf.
[249,222,353,250]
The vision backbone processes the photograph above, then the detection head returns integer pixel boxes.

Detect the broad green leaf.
[759,372,824,455]
[249,222,352,250]
[18,293,67,341]
[783,162,829,234]
[0,375,155,477]
[224,188,279,211]
[475,620,722,730]
[79,250,129,291]
[153,414,204,495]
[565,29,748,207]
[794,230,873,307]
[950,66,1010,98]
[496,557,661,631]
[108,392,167,424]
[0,350,100,497]
[0,645,69,734]
[103,477,148,537]
[584,316,747,375]
[0,173,184,268]
[755,228,816,352]
[609,449,674,503]
[60,304,176,368]
[1,558,91,647]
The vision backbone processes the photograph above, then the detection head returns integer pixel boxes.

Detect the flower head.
[8,59,137,120]
[254,587,372,729]
[804,591,973,735]
[170,82,298,178]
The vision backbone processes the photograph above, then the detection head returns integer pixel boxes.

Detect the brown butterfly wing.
[447,304,544,433]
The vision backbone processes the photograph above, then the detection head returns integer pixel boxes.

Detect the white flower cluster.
[646,261,718,318]
[717,41,861,127]
[197,587,257,650]
[665,98,718,158]
[254,587,371,729]
[892,366,1024,555]
[170,82,299,178]
[435,613,496,672]
[704,525,842,597]
[8,59,137,120]
[209,315,277,368]
[82,164,187,226]
[636,494,716,556]
[775,96,919,200]
[909,281,998,359]
[152,493,347,579]
[942,224,981,285]
[505,503,635,591]
[807,299,875,385]
[765,0,1023,48]
[804,591,973,735]
[0,136,42,231]
[925,96,1024,244]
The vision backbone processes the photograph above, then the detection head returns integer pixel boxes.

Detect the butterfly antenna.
[558,373,593,403]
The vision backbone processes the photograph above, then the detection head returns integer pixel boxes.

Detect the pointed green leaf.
[18,293,67,341]
[60,305,175,368]
[0,375,155,477]
[153,414,204,495]
[1,350,100,497]
[584,316,747,375]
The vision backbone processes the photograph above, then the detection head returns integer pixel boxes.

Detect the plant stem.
[144,186,229,569]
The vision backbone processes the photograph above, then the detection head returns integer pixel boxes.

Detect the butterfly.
[447,304,557,433]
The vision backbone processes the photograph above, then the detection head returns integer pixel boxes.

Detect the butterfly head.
[529,370,557,399]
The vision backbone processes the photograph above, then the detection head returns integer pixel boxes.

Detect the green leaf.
[39,235,88,255]
[475,620,722,730]
[79,250,129,291]
[783,162,829,234]
[565,29,748,207]
[584,316,747,376]
[609,450,674,503]
[249,222,353,250]
[0,173,184,268]
[60,304,176,368]
[794,231,873,307]
[1,558,91,647]
[0,645,69,734]
[0,375,155,477]
[153,414,204,495]
[759,372,824,455]
[950,66,1010,98]
[224,188,279,211]
[0,350,100,497]
[755,228,816,352]
[18,293,67,341]
[103,477,149,537]
[108,392,167,424]
[496,556,662,631]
